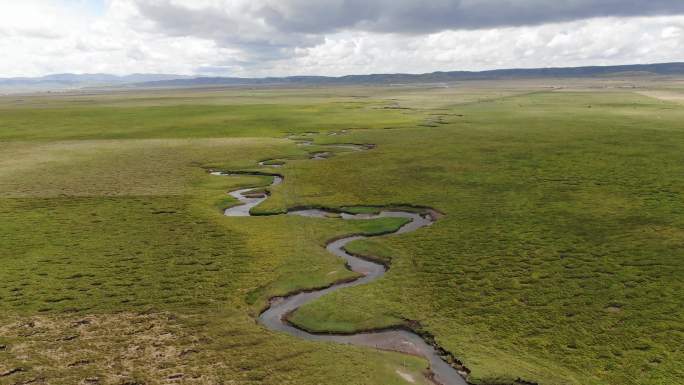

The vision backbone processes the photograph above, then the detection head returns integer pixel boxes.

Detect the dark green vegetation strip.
[1,85,683,385]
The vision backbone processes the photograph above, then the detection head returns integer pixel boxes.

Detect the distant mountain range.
[135,62,684,88]
[0,74,190,92]
[2,62,684,92]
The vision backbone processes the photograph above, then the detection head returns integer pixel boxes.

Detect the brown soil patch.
[0,313,225,385]
[637,90,684,104]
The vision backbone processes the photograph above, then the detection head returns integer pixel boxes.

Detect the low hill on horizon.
[133,62,684,88]
[2,62,684,93]
[0,73,189,93]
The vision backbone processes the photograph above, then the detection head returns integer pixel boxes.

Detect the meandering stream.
[211,141,468,385]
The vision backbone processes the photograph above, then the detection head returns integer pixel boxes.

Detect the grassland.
[1,81,683,385]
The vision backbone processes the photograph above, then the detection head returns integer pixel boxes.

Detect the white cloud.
[1,0,684,77]
[280,16,684,77]
[0,0,231,76]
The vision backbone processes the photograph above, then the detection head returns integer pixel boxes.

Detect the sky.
[1,0,684,78]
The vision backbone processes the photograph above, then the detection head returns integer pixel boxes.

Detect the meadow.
[0,81,682,385]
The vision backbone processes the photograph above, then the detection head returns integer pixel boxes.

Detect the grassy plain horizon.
[1,79,683,385]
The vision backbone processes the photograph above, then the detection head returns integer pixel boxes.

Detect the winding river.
[210,141,468,385]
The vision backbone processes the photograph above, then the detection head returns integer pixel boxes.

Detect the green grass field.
[1,82,682,385]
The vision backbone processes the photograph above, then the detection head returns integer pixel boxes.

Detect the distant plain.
[1,78,682,385]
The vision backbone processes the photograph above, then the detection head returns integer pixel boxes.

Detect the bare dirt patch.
[396,369,416,383]
[0,313,225,385]
[636,90,684,104]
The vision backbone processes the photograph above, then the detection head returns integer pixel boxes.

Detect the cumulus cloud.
[134,0,684,35]
[286,16,684,76]
[0,0,231,77]
[1,0,684,77]
[124,0,684,73]
[131,0,323,62]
